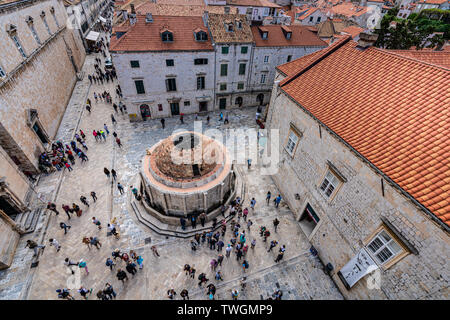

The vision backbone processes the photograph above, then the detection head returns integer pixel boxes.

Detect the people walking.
[117,269,128,283]
[111,169,117,180]
[250,198,256,210]
[167,289,177,299]
[161,118,165,129]
[268,240,278,252]
[49,238,61,252]
[105,257,115,271]
[266,191,271,204]
[80,196,89,207]
[47,202,59,215]
[273,218,280,232]
[275,251,284,263]
[115,137,122,148]
[91,191,97,202]
[104,283,117,299]
[60,222,71,234]
[126,261,137,276]
[104,167,110,178]
[26,240,45,256]
[180,289,189,300]
[117,182,124,194]
[78,259,89,275]
[92,217,102,230]
[62,204,71,220]
[274,194,282,208]
[151,245,160,257]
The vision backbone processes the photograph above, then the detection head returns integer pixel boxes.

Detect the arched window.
[161,31,173,42]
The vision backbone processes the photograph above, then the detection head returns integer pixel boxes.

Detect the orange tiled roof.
[208,13,253,44]
[251,25,327,47]
[330,3,371,17]
[341,25,364,38]
[387,49,450,69]
[226,0,281,8]
[134,3,237,16]
[418,0,448,4]
[296,7,319,20]
[110,15,213,52]
[278,38,450,226]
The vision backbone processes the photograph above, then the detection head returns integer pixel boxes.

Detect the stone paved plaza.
[0,31,343,301]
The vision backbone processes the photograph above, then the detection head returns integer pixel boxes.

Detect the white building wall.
[112,50,215,119]
[249,45,325,93]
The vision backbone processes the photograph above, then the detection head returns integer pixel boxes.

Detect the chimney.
[357,32,378,48]
[202,11,209,27]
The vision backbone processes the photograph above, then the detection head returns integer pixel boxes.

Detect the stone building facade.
[110,11,326,120]
[266,36,450,299]
[0,0,85,268]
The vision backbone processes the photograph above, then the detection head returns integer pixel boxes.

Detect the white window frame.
[285,129,299,156]
[366,230,404,265]
[12,35,27,58]
[264,55,269,63]
[260,74,266,84]
[319,170,340,198]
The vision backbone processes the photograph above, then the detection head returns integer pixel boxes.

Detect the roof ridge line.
[279,35,351,87]
[375,47,450,71]
[110,23,135,51]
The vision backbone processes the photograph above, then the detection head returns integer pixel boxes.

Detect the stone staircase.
[13,207,43,234]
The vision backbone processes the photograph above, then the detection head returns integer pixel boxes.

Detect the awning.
[99,16,107,23]
[86,31,100,41]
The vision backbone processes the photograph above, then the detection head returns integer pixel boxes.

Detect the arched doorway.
[257,94,264,105]
[235,96,243,107]
[140,104,151,120]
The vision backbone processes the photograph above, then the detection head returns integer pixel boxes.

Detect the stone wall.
[0,215,20,270]
[0,146,30,204]
[266,78,450,300]
[0,0,86,173]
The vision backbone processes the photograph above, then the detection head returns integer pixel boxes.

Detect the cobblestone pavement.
[1,30,343,301]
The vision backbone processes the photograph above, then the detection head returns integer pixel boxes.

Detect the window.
[220,83,227,91]
[264,56,269,63]
[319,170,340,197]
[317,16,321,23]
[166,78,177,92]
[195,31,208,41]
[161,31,173,42]
[134,80,145,94]
[237,82,244,90]
[158,104,163,111]
[197,76,205,90]
[226,23,234,32]
[220,64,228,76]
[0,65,5,78]
[184,101,190,106]
[42,17,52,35]
[166,59,174,67]
[367,230,403,265]
[286,129,299,155]
[238,63,246,75]
[262,32,268,39]
[309,16,313,22]
[287,55,292,62]
[241,46,248,54]
[194,58,208,65]
[222,46,229,54]
[130,60,140,68]
[29,24,41,44]
[236,20,242,29]
[286,32,292,40]
[260,74,266,84]
[11,35,27,58]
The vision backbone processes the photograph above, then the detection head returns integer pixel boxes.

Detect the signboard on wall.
[337,247,379,289]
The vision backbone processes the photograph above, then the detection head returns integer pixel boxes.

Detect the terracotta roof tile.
[134,3,237,16]
[251,25,327,48]
[278,39,450,226]
[387,49,450,69]
[110,15,213,52]
[208,13,253,44]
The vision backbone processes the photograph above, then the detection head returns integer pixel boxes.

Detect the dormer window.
[258,27,268,39]
[161,30,173,42]
[235,19,242,29]
[281,26,292,40]
[195,31,208,41]
[227,23,234,32]
[262,32,268,39]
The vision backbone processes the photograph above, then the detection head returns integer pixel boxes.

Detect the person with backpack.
[180,289,189,300]
[90,237,102,249]
[56,288,75,300]
[167,289,177,300]
[78,259,89,275]
[60,222,71,235]
[274,195,282,208]
[242,259,249,272]
[137,255,144,269]
[126,261,137,276]
[215,270,224,281]
[49,238,61,252]
[104,283,117,299]
[112,249,121,260]
[80,196,89,207]
[26,240,45,256]
[273,218,280,232]
[90,191,97,202]
[198,273,208,286]
[263,229,271,242]
[78,286,92,300]
[105,257,115,271]
[92,217,102,230]
[231,289,239,300]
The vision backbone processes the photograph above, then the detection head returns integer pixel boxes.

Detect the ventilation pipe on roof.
[356,32,378,49]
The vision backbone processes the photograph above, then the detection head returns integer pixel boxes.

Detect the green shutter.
[221,64,228,76]
[222,46,229,54]
[239,63,246,75]
[241,46,248,54]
